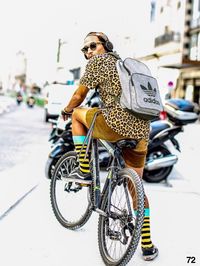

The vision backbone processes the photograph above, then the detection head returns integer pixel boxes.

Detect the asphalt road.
[0,102,50,171]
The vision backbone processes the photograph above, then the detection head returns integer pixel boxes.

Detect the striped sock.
[141,208,153,249]
[73,136,90,174]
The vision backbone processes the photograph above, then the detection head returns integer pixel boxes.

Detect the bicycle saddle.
[116,139,137,149]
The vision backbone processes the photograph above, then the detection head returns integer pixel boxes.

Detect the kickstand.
[164,178,173,188]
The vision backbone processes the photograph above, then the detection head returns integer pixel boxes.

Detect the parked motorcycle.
[45,90,102,179]
[45,97,199,182]
[143,98,199,183]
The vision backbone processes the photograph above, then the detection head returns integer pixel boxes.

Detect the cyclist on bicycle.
[62,31,158,261]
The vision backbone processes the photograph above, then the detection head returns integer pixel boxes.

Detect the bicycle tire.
[50,151,93,230]
[98,168,145,265]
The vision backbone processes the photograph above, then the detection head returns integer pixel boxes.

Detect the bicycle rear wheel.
[98,168,144,265]
[50,151,93,230]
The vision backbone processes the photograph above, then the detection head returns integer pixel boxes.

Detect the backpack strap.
[108,51,121,60]
[122,61,131,76]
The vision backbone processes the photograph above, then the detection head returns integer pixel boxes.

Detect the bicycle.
[50,110,145,265]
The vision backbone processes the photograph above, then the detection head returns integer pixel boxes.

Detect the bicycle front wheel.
[50,151,93,230]
[98,168,145,265]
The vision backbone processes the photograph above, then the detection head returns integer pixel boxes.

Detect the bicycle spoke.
[98,168,144,265]
[50,151,93,230]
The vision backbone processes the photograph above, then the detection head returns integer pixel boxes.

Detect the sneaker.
[142,245,159,261]
[67,168,92,185]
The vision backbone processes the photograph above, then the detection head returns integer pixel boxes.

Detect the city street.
[0,101,200,266]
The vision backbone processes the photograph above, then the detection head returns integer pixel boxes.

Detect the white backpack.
[115,57,163,120]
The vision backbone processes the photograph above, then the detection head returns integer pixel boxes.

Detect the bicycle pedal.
[64,183,82,193]
[126,222,134,235]
[116,222,134,244]
[109,230,121,241]
[80,183,89,187]
[75,182,90,187]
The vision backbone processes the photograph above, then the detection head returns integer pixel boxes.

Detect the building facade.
[137,0,200,105]
[178,0,200,104]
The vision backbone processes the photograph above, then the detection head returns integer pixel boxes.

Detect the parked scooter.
[45,90,102,179]
[143,120,181,183]
[143,98,199,183]
[45,98,199,182]
[45,117,74,179]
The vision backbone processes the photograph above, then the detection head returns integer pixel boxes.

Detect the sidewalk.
[1,155,199,266]
[136,184,200,266]
[0,138,50,218]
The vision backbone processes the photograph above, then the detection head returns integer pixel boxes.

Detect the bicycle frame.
[89,137,131,218]
[78,109,136,220]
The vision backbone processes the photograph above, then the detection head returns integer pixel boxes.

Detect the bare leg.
[71,107,90,135]
[126,164,149,209]
[71,108,91,175]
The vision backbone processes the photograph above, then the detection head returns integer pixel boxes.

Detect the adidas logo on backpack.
[141,83,160,105]
[114,56,163,120]
[140,82,157,97]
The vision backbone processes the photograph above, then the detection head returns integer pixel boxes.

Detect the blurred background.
[0,0,200,104]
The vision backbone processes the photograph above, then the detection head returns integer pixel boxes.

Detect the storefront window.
[198,33,200,60]
[192,0,200,20]
[190,34,198,60]
[150,1,156,22]
[185,85,194,101]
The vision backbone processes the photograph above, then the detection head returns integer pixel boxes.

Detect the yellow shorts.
[85,108,148,168]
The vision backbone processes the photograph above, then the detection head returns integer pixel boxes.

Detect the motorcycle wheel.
[45,157,59,179]
[143,146,173,183]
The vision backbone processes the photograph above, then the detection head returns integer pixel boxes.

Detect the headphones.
[84,32,114,59]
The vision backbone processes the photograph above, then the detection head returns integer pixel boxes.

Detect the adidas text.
[143,98,160,105]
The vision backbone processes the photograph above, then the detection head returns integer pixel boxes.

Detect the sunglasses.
[81,42,103,54]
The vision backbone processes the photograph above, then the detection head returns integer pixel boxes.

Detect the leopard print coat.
[80,53,150,141]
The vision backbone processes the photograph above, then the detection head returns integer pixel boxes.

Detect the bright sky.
[0,0,151,85]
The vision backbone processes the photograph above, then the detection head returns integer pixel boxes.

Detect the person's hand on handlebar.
[61,108,73,121]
